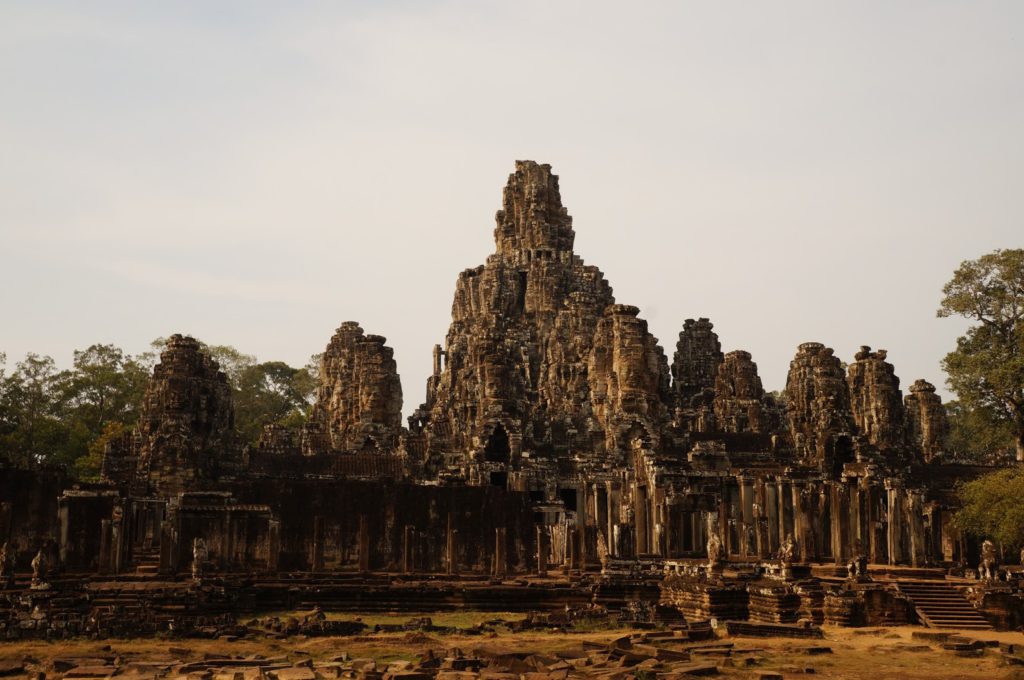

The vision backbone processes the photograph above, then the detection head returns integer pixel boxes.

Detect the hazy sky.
[2,1,1021,415]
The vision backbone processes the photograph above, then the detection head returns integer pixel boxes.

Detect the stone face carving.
[672,318,723,406]
[707,531,723,569]
[419,161,669,471]
[134,335,235,497]
[0,542,14,588]
[904,379,947,462]
[306,323,403,453]
[779,534,795,566]
[785,343,854,464]
[712,350,771,434]
[847,346,906,452]
[192,537,208,581]
[30,548,48,590]
[980,539,999,580]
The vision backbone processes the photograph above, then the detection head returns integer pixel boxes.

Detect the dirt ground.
[2,616,1024,680]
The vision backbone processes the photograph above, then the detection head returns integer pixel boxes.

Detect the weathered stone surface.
[43,160,996,621]
[784,342,854,465]
[419,161,668,474]
[847,346,905,452]
[904,379,947,462]
[672,318,723,407]
[306,322,403,453]
[588,304,671,459]
[131,334,235,496]
[712,350,771,434]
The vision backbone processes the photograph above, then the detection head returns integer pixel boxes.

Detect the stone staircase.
[897,581,992,630]
[131,547,161,577]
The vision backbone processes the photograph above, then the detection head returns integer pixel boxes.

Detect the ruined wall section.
[904,379,948,462]
[847,346,906,454]
[306,322,403,453]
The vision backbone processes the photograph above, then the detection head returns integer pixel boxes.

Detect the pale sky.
[1,1,1021,415]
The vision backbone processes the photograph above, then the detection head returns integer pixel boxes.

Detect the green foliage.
[0,353,67,467]
[72,421,126,482]
[0,339,316,475]
[945,399,1016,464]
[954,466,1024,551]
[938,248,1024,461]
[233,360,317,445]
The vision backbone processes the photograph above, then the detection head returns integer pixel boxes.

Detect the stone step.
[898,582,993,631]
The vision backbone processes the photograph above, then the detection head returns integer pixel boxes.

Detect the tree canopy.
[938,248,1024,461]
[955,467,1024,553]
[0,340,318,479]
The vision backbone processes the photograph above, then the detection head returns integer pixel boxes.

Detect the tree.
[233,361,317,444]
[52,344,150,469]
[0,353,66,467]
[945,400,1016,464]
[955,467,1024,554]
[938,249,1024,461]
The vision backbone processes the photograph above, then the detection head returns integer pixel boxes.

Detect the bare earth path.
[2,620,1024,680]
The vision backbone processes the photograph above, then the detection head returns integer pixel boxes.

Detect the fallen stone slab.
[64,666,121,678]
[383,673,432,680]
[435,673,478,680]
[663,662,719,677]
[270,668,317,680]
[53,660,94,672]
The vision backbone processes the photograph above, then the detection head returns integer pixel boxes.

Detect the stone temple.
[1,160,1019,637]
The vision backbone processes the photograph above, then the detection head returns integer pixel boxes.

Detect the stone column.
[907,490,925,568]
[739,479,752,558]
[578,485,589,568]
[790,483,804,562]
[536,525,548,576]
[493,527,507,578]
[158,518,176,575]
[719,488,731,558]
[665,502,675,558]
[402,525,414,574]
[850,481,863,560]
[605,482,616,556]
[635,485,648,556]
[830,484,848,565]
[267,519,280,572]
[446,512,457,576]
[886,483,902,566]
[358,515,370,573]
[312,515,325,571]
[766,481,779,555]
[98,519,111,575]
[866,485,882,565]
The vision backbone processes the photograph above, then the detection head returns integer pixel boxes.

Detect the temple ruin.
[1,160,1020,637]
